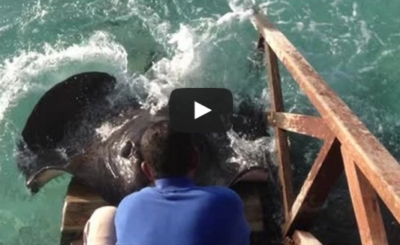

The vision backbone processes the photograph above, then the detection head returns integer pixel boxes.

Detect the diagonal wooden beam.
[267,112,332,141]
[342,147,388,245]
[284,136,343,236]
[265,43,294,220]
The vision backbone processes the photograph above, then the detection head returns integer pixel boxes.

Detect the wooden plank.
[231,169,281,245]
[292,230,322,245]
[230,168,268,233]
[254,13,400,224]
[61,179,108,231]
[267,112,332,140]
[71,240,83,245]
[284,137,343,236]
[342,147,388,245]
[265,43,294,220]
[60,178,108,245]
[238,183,265,232]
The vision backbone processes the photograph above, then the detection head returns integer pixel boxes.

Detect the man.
[84,120,250,245]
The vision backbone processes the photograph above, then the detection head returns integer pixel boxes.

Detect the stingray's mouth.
[26,167,67,193]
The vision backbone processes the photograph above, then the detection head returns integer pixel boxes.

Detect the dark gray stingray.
[16,72,269,205]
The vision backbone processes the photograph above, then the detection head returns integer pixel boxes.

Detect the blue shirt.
[115,177,250,245]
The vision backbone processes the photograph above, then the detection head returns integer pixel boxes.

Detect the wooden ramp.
[60,168,272,245]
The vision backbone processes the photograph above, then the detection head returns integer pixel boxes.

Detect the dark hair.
[140,120,196,178]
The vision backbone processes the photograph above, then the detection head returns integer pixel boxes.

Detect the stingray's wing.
[22,72,116,152]
[17,72,117,190]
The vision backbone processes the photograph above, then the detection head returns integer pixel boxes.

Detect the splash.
[125,0,262,115]
[139,24,199,114]
[95,118,133,143]
[226,130,274,170]
[0,31,128,124]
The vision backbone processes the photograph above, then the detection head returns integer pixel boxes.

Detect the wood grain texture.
[342,147,388,245]
[265,43,294,221]
[60,178,108,245]
[267,112,332,141]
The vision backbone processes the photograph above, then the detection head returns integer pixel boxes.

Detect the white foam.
[95,118,133,142]
[19,0,50,32]
[217,9,254,26]
[352,2,358,17]
[96,122,119,142]
[137,23,199,114]
[127,0,259,114]
[356,20,372,54]
[226,130,273,169]
[228,0,255,12]
[295,22,305,31]
[0,24,11,37]
[0,31,128,124]
[331,0,342,7]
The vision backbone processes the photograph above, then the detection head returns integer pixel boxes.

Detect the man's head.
[139,120,198,181]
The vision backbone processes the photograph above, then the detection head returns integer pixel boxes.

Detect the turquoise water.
[1,0,400,244]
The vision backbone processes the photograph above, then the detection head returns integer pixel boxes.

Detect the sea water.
[1,0,400,244]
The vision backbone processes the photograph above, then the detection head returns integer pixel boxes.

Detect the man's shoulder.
[118,187,155,208]
[198,186,243,205]
[195,186,245,222]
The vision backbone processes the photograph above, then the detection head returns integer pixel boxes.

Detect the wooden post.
[342,147,388,245]
[265,43,294,220]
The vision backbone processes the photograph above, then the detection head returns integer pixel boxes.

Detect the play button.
[169,88,233,133]
[194,102,211,119]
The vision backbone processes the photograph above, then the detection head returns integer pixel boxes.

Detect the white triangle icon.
[194,101,212,119]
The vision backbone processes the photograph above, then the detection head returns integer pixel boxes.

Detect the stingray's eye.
[120,141,134,159]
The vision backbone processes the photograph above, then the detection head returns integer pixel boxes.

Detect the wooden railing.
[252,12,400,245]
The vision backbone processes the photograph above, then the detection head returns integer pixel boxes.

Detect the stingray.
[16,72,269,205]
